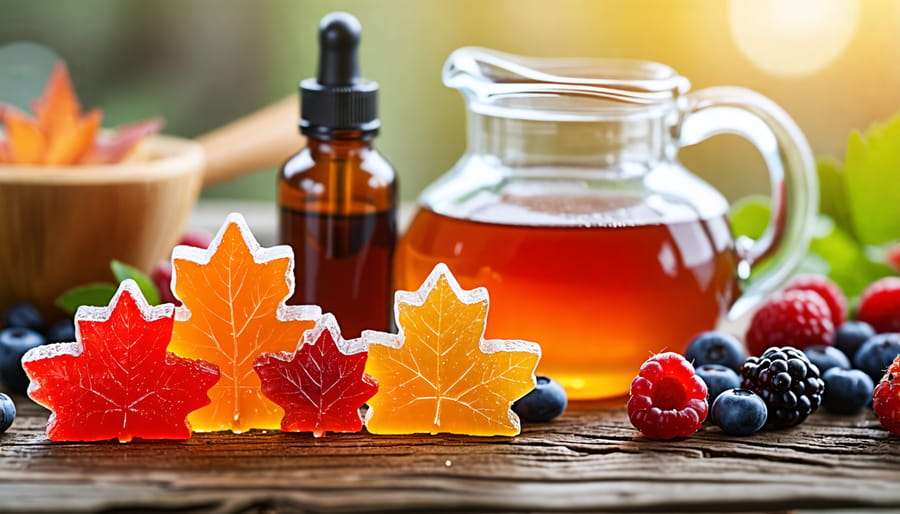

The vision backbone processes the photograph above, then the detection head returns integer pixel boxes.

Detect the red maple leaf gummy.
[22,280,220,442]
[254,313,377,437]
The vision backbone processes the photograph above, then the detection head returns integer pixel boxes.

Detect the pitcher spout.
[442,47,690,115]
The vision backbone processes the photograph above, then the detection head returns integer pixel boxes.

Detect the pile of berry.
[629,275,900,439]
[0,303,76,436]
[0,304,75,395]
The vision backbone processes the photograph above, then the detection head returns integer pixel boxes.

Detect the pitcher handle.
[676,86,818,320]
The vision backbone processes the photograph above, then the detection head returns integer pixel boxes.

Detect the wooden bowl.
[0,135,205,316]
[0,96,304,318]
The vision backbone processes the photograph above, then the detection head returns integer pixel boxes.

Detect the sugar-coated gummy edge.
[20,280,172,416]
[362,262,541,435]
[170,212,322,324]
[261,313,370,361]
[366,262,541,359]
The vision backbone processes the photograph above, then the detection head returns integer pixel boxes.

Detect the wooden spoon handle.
[196,96,305,189]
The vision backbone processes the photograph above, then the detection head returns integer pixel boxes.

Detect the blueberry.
[835,321,876,359]
[853,333,900,382]
[513,376,567,422]
[710,389,767,436]
[0,328,46,394]
[2,302,43,332]
[0,393,15,433]
[803,345,850,373]
[45,319,76,343]
[695,364,741,403]
[684,331,746,371]
[822,368,874,415]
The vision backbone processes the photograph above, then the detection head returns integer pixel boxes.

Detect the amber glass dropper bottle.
[279,12,397,337]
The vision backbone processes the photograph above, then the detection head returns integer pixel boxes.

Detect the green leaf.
[844,115,900,245]
[730,193,894,305]
[729,195,771,240]
[729,195,774,281]
[807,215,895,302]
[816,157,854,237]
[55,283,118,316]
[110,260,160,305]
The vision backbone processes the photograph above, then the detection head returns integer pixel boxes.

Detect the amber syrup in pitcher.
[396,194,741,400]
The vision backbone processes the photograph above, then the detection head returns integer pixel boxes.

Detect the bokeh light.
[729,0,860,77]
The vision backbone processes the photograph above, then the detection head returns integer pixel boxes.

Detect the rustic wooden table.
[2,397,898,514]
[3,201,899,513]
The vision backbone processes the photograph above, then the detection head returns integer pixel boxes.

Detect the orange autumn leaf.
[81,118,164,164]
[45,108,101,165]
[168,213,321,433]
[2,108,47,164]
[0,62,162,166]
[0,139,10,164]
[364,263,541,436]
[31,63,82,140]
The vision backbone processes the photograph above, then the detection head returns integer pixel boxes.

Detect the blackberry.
[739,346,825,429]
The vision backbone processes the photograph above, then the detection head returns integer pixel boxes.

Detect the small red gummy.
[784,274,847,329]
[746,290,835,356]
[857,277,900,333]
[873,355,900,435]
[628,352,708,440]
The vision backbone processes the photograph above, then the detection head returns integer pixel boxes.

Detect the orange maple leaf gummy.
[169,213,321,432]
[21,280,220,442]
[254,313,378,437]
[363,263,541,436]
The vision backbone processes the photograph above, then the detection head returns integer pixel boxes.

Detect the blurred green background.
[3,0,899,204]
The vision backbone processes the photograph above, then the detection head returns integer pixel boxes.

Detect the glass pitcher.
[395,48,817,400]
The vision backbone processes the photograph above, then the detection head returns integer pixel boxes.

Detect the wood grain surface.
[1,398,898,514]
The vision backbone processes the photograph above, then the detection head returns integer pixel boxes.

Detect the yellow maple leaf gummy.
[169,213,321,432]
[364,263,541,436]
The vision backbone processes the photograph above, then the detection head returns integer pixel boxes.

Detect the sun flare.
[728,0,860,77]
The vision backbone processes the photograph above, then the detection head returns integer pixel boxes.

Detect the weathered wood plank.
[0,399,898,513]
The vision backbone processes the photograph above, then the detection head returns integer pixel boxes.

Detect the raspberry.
[628,352,708,440]
[740,346,825,429]
[784,275,847,329]
[151,260,180,306]
[745,290,835,356]
[873,355,900,435]
[857,277,900,333]
[178,229,215,249]
[887,244,900,273]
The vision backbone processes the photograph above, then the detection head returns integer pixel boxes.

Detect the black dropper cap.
[300,12,379,137]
